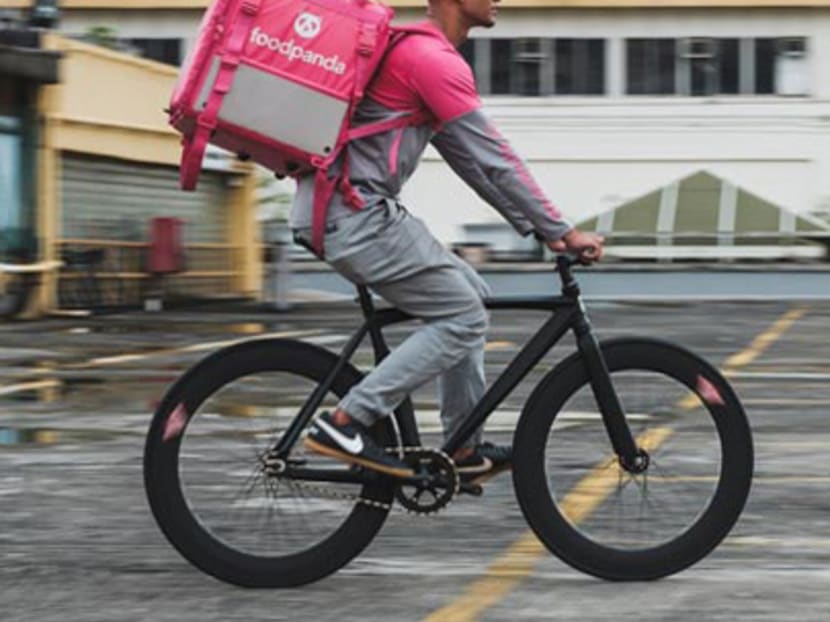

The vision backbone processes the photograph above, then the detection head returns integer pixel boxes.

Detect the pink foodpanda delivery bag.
[169,0,434,255]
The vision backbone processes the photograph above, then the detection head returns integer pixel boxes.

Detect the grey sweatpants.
[295,201,490,449]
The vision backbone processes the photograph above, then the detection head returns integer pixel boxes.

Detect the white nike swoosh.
[315,418,364,455]
[457,456,493,474]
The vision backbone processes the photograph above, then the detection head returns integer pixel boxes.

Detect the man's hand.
[547,228,605,263]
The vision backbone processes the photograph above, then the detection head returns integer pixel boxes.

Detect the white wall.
[57,7,830,243]
[404,98,829,241]
[396,7,830,242]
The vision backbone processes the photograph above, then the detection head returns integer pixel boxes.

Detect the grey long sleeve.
[431,109,572,242]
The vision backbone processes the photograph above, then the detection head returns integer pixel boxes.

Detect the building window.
[626,39,676,95]
[717,39,740,95]
[463,35,808,98]
[756,37,808,95]
[555,39,605,95]
[680,38,741,96]
[126,38,182,66]
[627,36,808,97]
[459,39,475,72]
[754,38,776,94]
[490,38,514,95]
[513,38,544,95]
[462,37,604,96]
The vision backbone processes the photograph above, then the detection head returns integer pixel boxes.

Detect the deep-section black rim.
[515,339,753,579]
[144,340,395,586]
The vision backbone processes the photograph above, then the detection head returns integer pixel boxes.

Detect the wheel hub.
[620,449,650,474]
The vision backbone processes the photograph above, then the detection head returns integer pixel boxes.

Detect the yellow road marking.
[723,307,806,369]
[558,427,672,524]
[0,379,62,397]
[484,341,516,352]
[678,306,808,410]
[422,428,672,622]
[421,305,807,622]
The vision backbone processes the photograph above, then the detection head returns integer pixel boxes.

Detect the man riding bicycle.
[293,0,604,481]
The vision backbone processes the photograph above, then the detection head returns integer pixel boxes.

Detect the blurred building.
[0,24,59,263]
[1,0,827,259]
[0,5,259,315]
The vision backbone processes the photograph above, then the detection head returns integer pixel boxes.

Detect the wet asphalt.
[1,297,829,621]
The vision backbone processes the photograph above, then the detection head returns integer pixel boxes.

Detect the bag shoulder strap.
[310,25,445,256]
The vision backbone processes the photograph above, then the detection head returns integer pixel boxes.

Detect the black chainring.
[393,448,459,515]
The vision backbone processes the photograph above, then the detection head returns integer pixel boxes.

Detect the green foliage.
[84,26,120,50]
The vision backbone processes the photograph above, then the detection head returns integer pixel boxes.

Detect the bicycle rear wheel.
[513,338,753,580]
[144,338,396,587]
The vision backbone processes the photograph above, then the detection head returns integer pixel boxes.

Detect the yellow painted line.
[423,428,672,622]
[484,341,516,352]
[66,329,322,369]
[678,306,808,410]
[677,392,704,411]
[558,427,672,524]
[0,379,62,397]
[421,305,808,622]
[723,307,807,369]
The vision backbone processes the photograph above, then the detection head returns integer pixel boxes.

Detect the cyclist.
[294,0,604,481]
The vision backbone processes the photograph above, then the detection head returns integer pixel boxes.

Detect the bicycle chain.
[273,446,458,515]
[282,479,393,511]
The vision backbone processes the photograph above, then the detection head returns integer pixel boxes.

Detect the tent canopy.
[578,170,830,245]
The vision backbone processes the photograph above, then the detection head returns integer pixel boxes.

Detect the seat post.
[356,285,394,367]
[356,285,375,320]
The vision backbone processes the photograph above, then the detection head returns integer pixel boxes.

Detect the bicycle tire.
[144,338,397,587]
[513,337,753,581]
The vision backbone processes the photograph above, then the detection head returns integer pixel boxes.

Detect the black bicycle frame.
[274,256,639,471]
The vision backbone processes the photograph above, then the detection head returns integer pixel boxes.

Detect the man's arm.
[430,133,536,237]
[411,45,603,259]
[431,109,572,242]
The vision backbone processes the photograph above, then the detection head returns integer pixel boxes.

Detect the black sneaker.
[455,442,512,484]
[304,412,414,478]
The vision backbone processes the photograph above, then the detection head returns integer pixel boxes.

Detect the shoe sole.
[463,464,512,486]
[304,437,414,479]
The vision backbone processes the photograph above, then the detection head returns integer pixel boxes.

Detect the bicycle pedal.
[459,482,483,496]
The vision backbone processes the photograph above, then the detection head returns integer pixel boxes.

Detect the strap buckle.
[357,25,377,56]
[240,0,261,16]
[197,116,217,132]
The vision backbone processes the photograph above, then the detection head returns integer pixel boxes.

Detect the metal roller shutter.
[59,153,235,308]
[61,153,227,243]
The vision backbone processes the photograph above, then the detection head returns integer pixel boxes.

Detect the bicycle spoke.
[175,368,377,558]
[546,370,723,550]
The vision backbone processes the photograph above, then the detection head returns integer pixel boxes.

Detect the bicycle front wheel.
[513,338,753,581]
[144,338,396,587]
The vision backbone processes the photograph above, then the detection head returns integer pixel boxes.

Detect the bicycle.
[143,255,754,587]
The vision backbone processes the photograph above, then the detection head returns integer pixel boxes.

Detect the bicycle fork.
[573,311,645,472]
